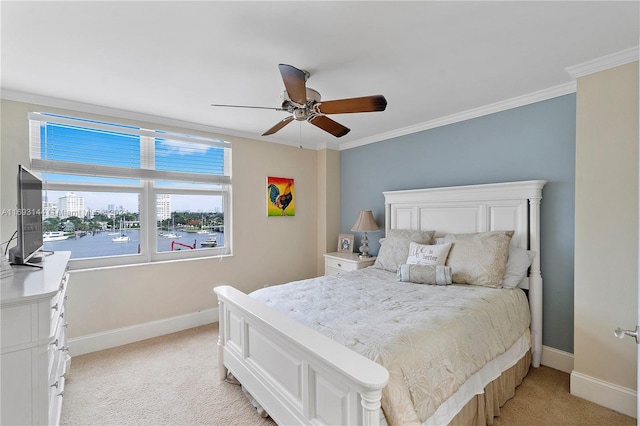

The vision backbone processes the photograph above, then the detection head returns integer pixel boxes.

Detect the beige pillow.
[406,242,452,266]
[373,229,436,272]
[444,230,514,287]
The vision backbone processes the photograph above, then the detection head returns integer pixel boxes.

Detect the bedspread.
[250,267,530,425]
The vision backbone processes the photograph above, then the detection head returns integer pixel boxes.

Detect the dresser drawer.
[50,272,68,337]
[48,372,65,426]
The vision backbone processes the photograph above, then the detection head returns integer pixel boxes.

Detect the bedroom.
[0,1,638,425]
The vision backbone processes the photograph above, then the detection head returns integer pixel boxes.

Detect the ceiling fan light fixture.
[293,108,307,121]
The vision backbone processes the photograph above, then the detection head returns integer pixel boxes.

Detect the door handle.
[614,326,639,344]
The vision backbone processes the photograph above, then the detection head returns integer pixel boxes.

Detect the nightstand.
[323,252,376,276]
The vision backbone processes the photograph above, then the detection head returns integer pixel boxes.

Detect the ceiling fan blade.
[262,116,295,136]
[211,103,285,111]
[308,115,351,138]
[279,64,308,106]
[314,95,387,114]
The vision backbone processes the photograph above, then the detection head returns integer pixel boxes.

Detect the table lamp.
[351,210,379,258]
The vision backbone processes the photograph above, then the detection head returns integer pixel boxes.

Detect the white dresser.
[1,251,71,426]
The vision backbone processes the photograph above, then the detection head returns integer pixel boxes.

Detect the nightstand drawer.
[323,252,376,276]
[325,257,357,274]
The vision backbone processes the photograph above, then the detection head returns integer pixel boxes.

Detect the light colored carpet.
[492,362,635,426]
[62,323,273,426]
[62,323,635,426]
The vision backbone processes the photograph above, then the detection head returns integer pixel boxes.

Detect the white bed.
[214,180,546,426]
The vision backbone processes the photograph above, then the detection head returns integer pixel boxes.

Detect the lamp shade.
[351,210,379,232]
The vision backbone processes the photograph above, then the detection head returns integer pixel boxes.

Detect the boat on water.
[192,216,209,234]
[43,231,70,242]
[163,215,181,238]
[108,217,119,235]
[112,218,130,242]
[200,236,217,247]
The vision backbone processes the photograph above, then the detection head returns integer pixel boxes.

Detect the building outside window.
[57,192,85,218]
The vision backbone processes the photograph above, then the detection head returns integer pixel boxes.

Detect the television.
[8,165,45,266]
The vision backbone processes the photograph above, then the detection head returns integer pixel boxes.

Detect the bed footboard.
[214,285,389,426]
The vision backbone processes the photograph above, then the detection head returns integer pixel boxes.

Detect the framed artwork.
[337,233,354,252]
[266,176,295,217]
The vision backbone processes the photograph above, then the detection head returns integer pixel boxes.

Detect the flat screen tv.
[8,165,45,266]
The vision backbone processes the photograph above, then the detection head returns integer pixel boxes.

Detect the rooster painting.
[267,177,294,216]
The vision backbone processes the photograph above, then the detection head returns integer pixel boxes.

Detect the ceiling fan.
[211,64,387,138]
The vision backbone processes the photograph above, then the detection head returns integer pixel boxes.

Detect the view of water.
[43,229,224,259]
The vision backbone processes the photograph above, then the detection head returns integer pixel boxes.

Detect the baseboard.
[570,370,637,418]
[68,308,219,356]
[540,345,574,373]
[540,346,637,418]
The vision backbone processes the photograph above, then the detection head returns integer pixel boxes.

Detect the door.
[616,137,640,422]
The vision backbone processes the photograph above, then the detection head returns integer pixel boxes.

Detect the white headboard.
[382,180,546,367]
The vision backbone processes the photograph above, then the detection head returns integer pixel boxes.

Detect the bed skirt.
[449,350,532,426]
[235,340,532,426]
[238,349,532,426]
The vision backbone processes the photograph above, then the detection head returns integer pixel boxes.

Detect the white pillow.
[501,247,536,288]
[406,242,452,266]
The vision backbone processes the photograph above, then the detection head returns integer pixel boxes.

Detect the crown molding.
[566,46,639,79]
[0,89,238,135]
[316,140,341,151]
[343,47,640,151]
[340,81,576,151]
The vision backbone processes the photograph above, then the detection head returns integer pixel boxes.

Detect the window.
[29,112,232,269]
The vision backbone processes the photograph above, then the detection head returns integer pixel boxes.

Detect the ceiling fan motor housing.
[281,87,321,107]
[282,87,322,120]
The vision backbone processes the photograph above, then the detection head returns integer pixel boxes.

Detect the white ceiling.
[1,1,638,150]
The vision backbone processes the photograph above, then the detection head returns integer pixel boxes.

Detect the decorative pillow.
[373,229,436,272]
[434,237,446,245]
[502,247,536,288]
[443,230,514,287]
[406,242,452,266]
[397,264,452,285]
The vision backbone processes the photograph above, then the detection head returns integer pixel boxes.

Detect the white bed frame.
[214,180,546,426]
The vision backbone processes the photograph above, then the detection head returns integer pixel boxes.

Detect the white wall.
[1,99,337,346]
[572,61,639,417]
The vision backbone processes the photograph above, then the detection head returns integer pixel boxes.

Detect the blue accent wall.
[340,94,576,353]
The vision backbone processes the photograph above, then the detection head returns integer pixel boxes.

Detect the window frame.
[29,112,232,270]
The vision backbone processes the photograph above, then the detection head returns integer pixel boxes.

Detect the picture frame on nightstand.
[337,233,354,252]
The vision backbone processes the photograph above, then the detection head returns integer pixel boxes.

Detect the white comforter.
[250,267,530,425]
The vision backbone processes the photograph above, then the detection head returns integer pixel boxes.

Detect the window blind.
[28,112,231,185]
